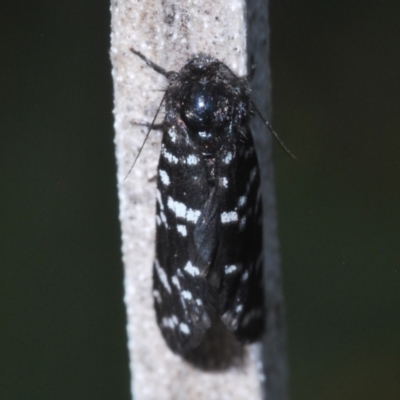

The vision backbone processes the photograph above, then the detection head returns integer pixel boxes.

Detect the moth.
[131,48,268,355]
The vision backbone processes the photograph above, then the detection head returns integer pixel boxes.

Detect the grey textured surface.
[110,0,266,399]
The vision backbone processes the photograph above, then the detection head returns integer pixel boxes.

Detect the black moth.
[132,48,264,355]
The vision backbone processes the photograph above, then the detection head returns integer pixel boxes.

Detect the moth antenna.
[130,48,173,78]
[252,101,297,160]
[123,94,166,181]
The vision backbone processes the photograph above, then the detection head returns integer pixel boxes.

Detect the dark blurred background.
[1,1,399,399]
[270,1,400,399]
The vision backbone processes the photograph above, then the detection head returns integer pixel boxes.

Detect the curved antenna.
[252,101,297,160]
[123,94,166,181]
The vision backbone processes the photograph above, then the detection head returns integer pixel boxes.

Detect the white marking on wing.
[153,290,162,304]
[159,169,170,186]
[154,259,171,294]
[225,265,237,274]
[161,145,179,164]
[156,189,164,210]
[186,154,199,165]
[167,197,186,218]
[181,290,193,300]
[236,304,243,313]
[220,177,228,188]
[160,211,168,226]
[238,196,246,207]
[168,127,177,142]
[223,152,233,164]
[177,224,187,237]
[179,323,190,334]
[184,261,200,276]
[161,315,179,329]
[221,211,238,223]
[186,208,201,223]
[171,275,180,289]
[168,197,201,223]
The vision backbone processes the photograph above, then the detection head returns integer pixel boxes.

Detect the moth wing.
[153,136,216,353]
[213,137,265,343]
[152,257,212,353]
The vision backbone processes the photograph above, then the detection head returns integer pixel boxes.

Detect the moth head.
[181,80,232,131]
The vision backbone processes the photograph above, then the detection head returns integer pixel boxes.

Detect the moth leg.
[130,48,174,79]
[131,119,164,130]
